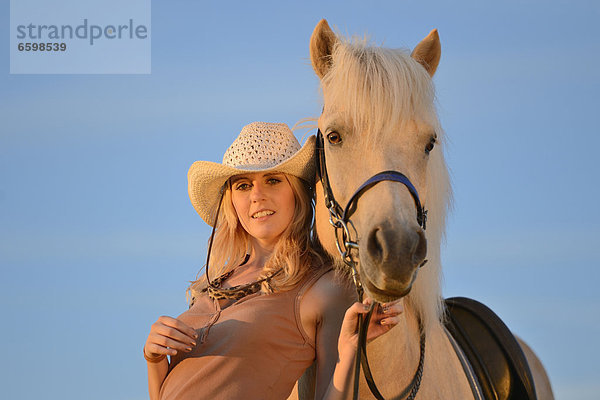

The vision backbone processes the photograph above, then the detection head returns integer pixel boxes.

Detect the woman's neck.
[248,238,276,267]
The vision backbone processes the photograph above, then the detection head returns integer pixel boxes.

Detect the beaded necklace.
[202,254,282,300]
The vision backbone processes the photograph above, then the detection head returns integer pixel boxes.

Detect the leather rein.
[315,129,428,400]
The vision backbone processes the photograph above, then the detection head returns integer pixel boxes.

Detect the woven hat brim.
[188,135,316,226]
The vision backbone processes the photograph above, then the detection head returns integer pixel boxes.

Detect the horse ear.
[310,19,337,79]
[411,29,441,77]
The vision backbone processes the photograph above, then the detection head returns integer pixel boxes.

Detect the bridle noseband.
[316,128,428,400]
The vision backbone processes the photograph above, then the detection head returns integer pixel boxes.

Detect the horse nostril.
[413,230,427,265]
[367,227,384,264]
[366,226,427,268]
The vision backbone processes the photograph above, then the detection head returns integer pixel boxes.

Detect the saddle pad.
[444,297,537,400]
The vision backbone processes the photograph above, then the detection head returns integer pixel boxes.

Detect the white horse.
[292,19,554,399]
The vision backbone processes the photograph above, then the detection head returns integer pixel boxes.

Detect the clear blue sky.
[1,1,598,399]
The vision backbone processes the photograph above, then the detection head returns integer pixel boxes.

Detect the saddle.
[444,297,537,400]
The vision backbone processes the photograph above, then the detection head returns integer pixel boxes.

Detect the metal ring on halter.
[334,231,345,257]
[333,217,359,258]
[341,249,363,295]
[341,219,358,249]
[345,241,359,250]
[328,206,343,229]
[329,216,342,230]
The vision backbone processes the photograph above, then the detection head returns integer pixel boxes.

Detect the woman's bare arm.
[300,272,403,400]
[146,358,169,400]
[144,316,198,400]
[299,271,355,399]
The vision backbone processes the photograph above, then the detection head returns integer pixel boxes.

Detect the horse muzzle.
[359,224,427,301]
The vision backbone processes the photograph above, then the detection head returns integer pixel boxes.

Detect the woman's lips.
[251,209,275,219]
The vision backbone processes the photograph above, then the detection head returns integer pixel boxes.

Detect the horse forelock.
[317,35,453,333]
[321,36,439,143]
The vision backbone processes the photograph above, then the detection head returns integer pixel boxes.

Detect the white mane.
[320,36,453,331]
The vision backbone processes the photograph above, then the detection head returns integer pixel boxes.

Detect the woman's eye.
[425,137,436,154]
[235,183,251,191]
[327,131,342,145]
[267,178,281,185]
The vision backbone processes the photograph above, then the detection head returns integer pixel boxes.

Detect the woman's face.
[230,172,296,249]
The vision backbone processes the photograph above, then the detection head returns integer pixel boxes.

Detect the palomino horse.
[291,20,554,399]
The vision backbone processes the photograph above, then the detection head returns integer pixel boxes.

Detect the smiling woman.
[142,121,405,400]
[230,172,296,252]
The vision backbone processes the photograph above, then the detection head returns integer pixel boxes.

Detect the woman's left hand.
[338,297,403,359]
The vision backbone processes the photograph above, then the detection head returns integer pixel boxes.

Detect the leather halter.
[316,128,428,400]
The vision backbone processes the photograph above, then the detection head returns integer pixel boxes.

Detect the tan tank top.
[158,267,332,400]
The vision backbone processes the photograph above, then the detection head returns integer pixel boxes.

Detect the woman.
[144,122,403,399]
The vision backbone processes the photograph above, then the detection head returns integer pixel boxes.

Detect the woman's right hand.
[337,298,403,360]
[144,316,198,360]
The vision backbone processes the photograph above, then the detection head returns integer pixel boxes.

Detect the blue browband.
[342,170,427,229]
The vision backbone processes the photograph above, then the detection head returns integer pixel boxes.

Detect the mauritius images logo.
[15,18,148,46]
[10,0,151,74]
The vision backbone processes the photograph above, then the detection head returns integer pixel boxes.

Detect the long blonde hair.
[187,174,323,304]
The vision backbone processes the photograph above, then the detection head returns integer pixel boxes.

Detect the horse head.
[310,20,450,320]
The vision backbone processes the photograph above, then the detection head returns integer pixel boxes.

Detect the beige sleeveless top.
[159,267,331,400]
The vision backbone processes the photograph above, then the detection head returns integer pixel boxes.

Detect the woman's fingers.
[145,316,198,359]
[156,316,198,342]
[338,298,405,357]
[379,315,401,327]
[342,298,405,329]
[338,298,403,355]
[367,299,403,322]
[144,342,178,357]
[153,320,197,346]
[361,298,404,340]
[150,330,195,350]
[345,298,404,322]
[346,302,372,324]
[381,300,404,316]
[340,302,371,336]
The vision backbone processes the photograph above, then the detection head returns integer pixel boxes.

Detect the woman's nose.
[250,182,266,201]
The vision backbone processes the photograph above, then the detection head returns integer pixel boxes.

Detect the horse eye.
[425,137,436,154]
[327,131,342,145]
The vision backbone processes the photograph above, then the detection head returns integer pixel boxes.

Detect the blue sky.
[1,1,598,399]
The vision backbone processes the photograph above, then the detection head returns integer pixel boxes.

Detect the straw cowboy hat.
[188,121,316,226]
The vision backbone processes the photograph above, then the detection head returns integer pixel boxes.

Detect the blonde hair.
[187,174,323,304]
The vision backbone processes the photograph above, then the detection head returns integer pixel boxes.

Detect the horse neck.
[365,303,476,399]
[372,299,422,363]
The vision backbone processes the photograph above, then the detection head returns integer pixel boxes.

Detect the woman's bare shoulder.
[303,268,357,317]
[298,267,357,344]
